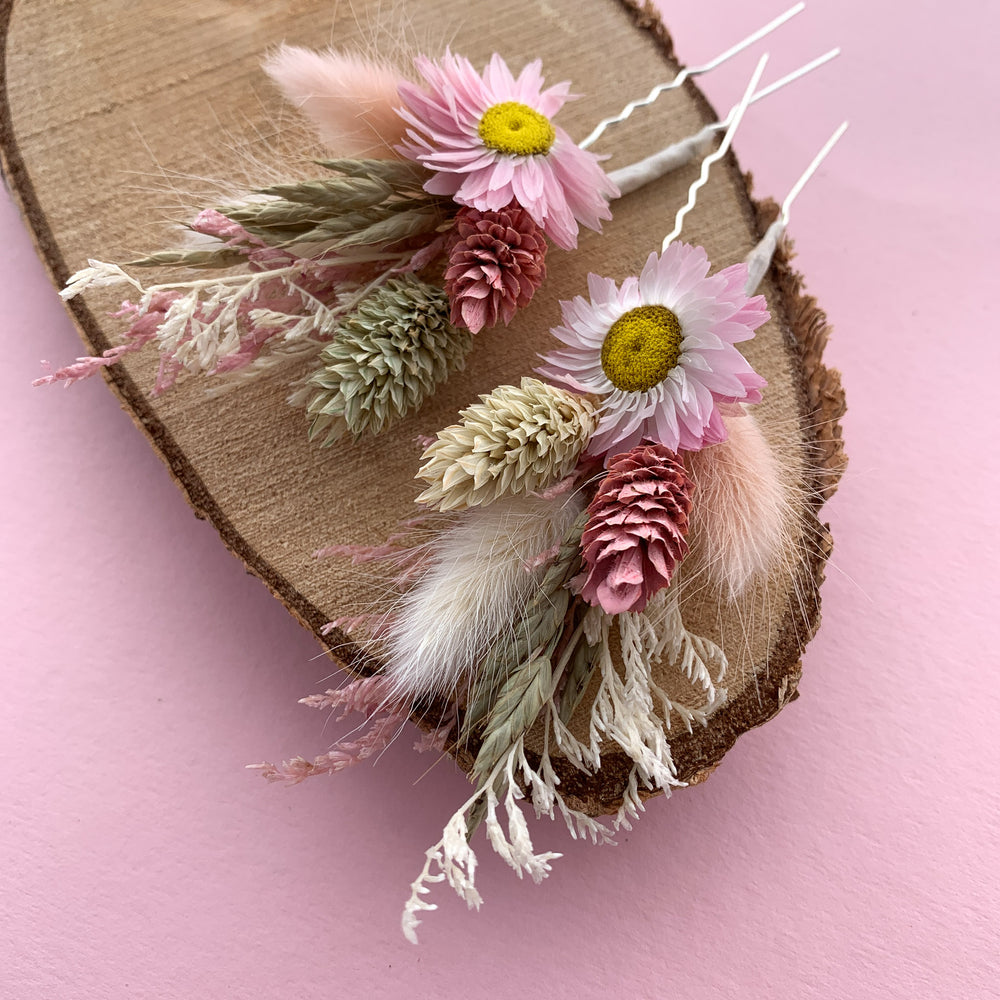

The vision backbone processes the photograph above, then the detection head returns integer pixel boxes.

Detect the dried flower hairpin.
[255,39,848,941]
[37,6,828,451]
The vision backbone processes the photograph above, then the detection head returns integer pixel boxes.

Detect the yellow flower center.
[600,305,683,392]
[478,101,555,156]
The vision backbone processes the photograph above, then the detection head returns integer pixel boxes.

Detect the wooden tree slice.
[1,0,845,815]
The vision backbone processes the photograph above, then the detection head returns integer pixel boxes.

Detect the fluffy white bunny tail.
[683,408,797,599]
[263,45,408,158]
[382,492,585,707]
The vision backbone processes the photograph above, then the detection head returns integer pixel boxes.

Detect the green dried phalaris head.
[218,158,447,250]
[305,276,472,445]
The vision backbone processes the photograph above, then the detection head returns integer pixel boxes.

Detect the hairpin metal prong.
[608,47,840,197]
[744,120,849,293]
[579,3,805,150]
[661,53,770,250]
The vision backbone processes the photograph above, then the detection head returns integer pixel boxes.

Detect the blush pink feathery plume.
[262,45,409,158]
[579,443,693,615]
[682,407,794,599]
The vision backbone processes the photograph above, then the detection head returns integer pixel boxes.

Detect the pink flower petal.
[538,244,769,459]
[395,52,614,248]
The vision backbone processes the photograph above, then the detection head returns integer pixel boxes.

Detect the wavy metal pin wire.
[744,121,850,293]
[662,52,770,250]
[578,2,805,149]
[607,48,840,197]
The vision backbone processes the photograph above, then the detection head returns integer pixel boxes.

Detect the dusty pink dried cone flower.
[579,443,694,615]
[444,204,547,333]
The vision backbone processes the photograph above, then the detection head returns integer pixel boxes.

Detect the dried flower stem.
[462,510,586,737]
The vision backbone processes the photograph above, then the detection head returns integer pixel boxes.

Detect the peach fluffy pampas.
[683,408,797,599]
[263,45,409,157]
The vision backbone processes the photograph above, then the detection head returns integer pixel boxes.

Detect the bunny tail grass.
[382,492,585,706]
[263,45,409,158]
[683,408,798,599]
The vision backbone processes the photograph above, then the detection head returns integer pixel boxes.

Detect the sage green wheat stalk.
[127,247,250,270]
[463,510,586,738]
[471,656,556,786]
[218,158,450,250]
[557,629,599,726]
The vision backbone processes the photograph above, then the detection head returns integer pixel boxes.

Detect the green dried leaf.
[260,175,393,209]
[464,790,492,842]
[315,157,428,189]
[214,155,449,251]
[127,248,248,270]
[462,512,586,738]
[558,636,599,726]
[222,200,331,229]
[330,206,444,250]
[471,656,555,785]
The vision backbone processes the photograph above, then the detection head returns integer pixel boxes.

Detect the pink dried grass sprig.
[313,513,439,563]
[252,675,404,784]
[33,291,177,388]
[189,210,350,377]
[252,710,411,784]
[252,675,455,784]
[262,45,409,157]
[298,674,396,716]
[444,203,547,333]
[315,517,438,595]
[322,614,385,637]
[579,443,694,615]
[38,210,355,393]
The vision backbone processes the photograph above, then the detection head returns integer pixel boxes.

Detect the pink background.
[3,0,997,996]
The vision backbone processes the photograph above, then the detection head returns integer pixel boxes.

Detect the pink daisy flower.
[395,51,618,250]
[538,243,769,457]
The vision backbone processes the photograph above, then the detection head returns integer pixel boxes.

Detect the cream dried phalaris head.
[416,377,598,510]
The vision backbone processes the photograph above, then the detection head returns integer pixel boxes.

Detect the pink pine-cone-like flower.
[579,443,694,615]
[444,203,547,333]
[396,51,618,250]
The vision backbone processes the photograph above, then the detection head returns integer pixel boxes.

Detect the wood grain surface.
[0,0,845,814]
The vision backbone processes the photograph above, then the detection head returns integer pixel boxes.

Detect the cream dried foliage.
[401,582,729,944]
[416,377,599,510]
[305,276,472,444]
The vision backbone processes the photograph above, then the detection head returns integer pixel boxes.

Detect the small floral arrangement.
[258,237,800,942]
[252,56,847,934]
[37,13,845,944]
[38,48,622,447]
